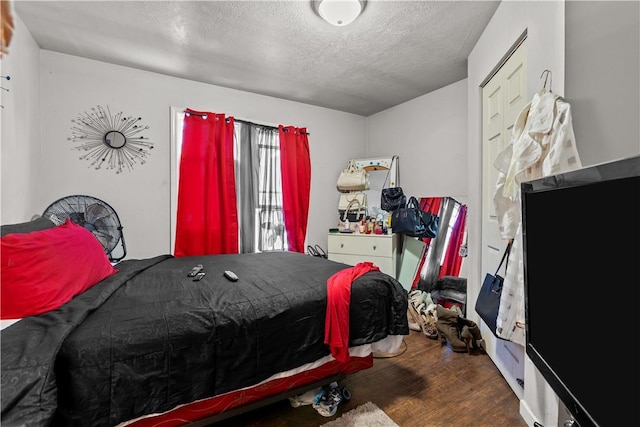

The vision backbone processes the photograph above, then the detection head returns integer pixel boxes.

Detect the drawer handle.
[372,245,377,250]
[340,243,344,248]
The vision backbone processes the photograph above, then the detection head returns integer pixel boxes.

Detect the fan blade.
[92,233,109,250]
[69,212,86,225]
[85,203,111,222]
[92,228,117,251]
[92,218,117,235]
[92,217,116,229]
[89,215,120,253]
[92,228,115,241]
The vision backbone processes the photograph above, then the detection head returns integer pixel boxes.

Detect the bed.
[1,218,409,426]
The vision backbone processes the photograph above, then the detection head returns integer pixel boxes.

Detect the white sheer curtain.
[256,126,286,252]
[233,121,286,253]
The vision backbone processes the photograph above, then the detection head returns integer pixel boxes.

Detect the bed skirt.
[120,336,402,426]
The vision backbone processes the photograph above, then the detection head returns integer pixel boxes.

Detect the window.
[170,107,287,254]
[254,128,286,251]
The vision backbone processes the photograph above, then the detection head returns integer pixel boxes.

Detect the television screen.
[521,155,639,427]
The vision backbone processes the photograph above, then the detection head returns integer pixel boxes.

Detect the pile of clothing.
[407,289,484,353]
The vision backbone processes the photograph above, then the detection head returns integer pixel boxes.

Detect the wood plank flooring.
[211,330,527,427]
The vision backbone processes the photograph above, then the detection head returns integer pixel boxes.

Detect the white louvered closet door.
[480,40,527,400]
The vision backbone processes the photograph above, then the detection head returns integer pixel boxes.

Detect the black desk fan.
[43,195,126,262]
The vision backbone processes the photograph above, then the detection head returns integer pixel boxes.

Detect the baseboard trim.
[519,398,538,426]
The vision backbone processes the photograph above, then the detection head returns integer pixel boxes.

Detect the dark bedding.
[1,252,408,426]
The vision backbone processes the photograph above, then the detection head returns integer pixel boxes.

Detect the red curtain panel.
[175,109,238,256]
[278,125,311,253]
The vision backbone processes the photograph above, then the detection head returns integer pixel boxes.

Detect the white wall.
[367,79,468,202]
[468,1,569,426]
[365,78,470,278]
[468,2,640,426]
[0,13,41,224]
[566,0,640,164]
[2,11,471,263]
[35,51,366,259]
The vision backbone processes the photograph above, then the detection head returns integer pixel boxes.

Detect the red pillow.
[1,219,118,319]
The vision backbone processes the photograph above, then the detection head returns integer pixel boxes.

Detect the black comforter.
[1,252,408,426]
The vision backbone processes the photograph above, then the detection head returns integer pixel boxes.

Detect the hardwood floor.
[212,330,527,427]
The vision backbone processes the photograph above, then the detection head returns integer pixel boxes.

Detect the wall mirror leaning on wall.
[391,196,468,298]
[414,196,467,292]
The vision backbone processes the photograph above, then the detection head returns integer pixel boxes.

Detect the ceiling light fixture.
[312,0,367,27]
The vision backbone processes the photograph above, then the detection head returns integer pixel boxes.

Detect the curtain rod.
[183,110,309,135]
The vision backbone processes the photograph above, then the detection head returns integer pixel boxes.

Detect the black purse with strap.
[380,156,406,212]
[475,241,512,338]
[391,196,439,238]
[381,187,406,212]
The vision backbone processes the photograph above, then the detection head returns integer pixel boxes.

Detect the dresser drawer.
[327,233,394,257]
[329,253,394,275]
[327,233,400,278]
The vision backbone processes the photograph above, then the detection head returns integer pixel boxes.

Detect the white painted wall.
[35,51,366,259]
[367,79,468,202]
[566,0,640,164]
[3,34,470,262]
[468,1,567,426]
[468,2,639,426]
[0,13,41,224]
[366,78,470,279]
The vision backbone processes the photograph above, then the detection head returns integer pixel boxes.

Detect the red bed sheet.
[123,354,373,426]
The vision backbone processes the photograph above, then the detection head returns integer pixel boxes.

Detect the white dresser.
[327,232,400,278]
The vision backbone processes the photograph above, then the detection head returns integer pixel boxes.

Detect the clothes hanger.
[539,69,552,95]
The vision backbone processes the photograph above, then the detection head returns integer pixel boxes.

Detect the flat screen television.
[521,155,639,427]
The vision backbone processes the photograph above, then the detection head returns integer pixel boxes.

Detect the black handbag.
[381,187,406,212]
[475,241,512,338]
[380,156,405,212]
[391,196,439,238]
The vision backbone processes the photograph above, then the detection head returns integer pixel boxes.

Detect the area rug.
[320,401,399,427]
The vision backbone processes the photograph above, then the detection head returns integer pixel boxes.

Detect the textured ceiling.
[14,0,500,116]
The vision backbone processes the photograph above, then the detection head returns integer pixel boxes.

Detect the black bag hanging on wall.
[475,241,512,338]
[391,196,439,238]
[381,187,406,212]
[380,156,406,212]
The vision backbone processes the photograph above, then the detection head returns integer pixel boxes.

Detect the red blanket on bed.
[325,262,380,363]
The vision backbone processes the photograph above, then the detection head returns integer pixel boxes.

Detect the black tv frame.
[521,155,640,427]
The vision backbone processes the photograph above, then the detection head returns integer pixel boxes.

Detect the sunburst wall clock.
[68,105,153,173]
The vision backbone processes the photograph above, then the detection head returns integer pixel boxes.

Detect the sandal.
[314,244,328,258]
[423,305,439,340]
[408,297,439,340]
[307,245,328,258]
